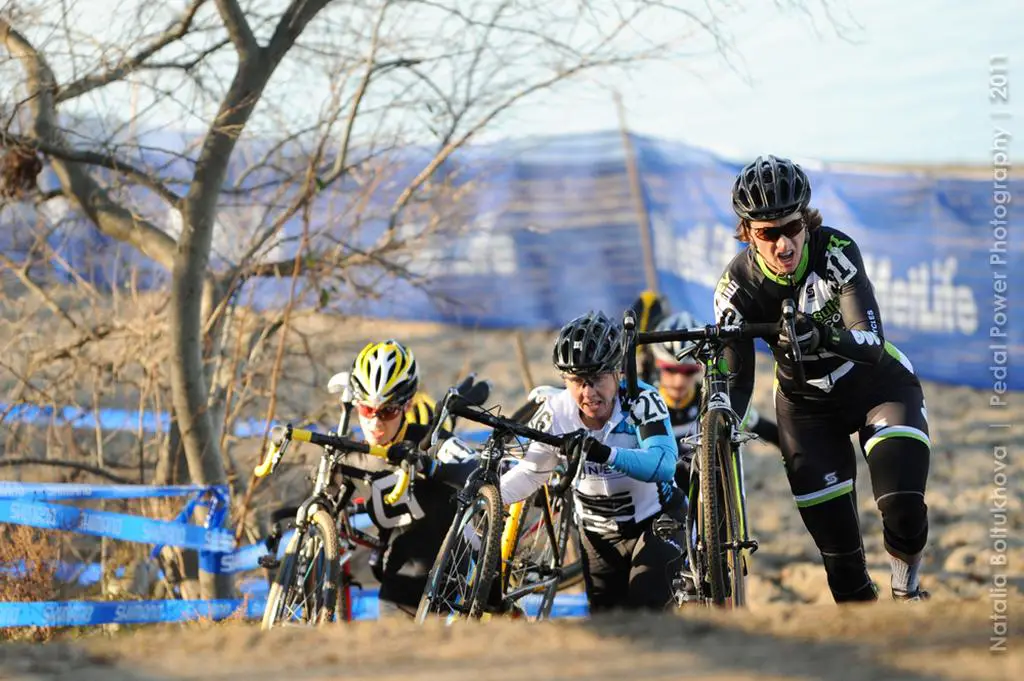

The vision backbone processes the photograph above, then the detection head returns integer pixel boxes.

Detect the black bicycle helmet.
[552,310,624,375]
[731,155,812,221]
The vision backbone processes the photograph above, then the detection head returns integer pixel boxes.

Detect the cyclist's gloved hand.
[385,440,419,466]
[560,429,586,461]
[562,428,611,465]
[778,311,827,357]
[582,437,611,465]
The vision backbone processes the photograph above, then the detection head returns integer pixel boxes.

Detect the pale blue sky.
[480,0,1023,165]
[14,0,1023,167]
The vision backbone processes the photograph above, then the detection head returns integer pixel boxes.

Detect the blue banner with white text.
[6,131,1019,390]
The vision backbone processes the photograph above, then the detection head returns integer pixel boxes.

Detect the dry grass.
[0,525,62,642]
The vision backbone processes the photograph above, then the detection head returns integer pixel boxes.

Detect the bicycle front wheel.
[698,409,746,608]
[415,484,503,622]
[698,409,728,607]
[260,508,340,629]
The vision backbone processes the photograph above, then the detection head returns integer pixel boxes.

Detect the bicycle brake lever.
[430,388,458,449]
[781,298,806,386]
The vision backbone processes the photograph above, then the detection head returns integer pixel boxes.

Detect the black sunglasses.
[751,219,805,242]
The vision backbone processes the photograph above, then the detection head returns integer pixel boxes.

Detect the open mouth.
[778,248,796,269]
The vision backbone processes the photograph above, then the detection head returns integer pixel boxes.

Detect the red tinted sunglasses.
[356,403,404,420]
[751,219,804,242]
[659,363,701,376]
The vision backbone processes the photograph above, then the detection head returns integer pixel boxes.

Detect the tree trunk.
[169,244,234,599]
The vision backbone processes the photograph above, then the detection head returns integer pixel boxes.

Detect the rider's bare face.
[563,372,619,427]
[749,211,806,275]
[356,401,407,445]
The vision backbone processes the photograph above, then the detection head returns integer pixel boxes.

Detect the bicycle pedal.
[258,556,281,570]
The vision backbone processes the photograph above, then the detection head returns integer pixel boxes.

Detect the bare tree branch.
[55,0,211,103]
[0,20,179,271]
[0,131,183,206]
[214,0,260,60]
[0,458,135,484]
[387,55,639,233]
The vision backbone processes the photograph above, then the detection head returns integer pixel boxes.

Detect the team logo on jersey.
[825,238,858,285]
[850,329,881,346]
[827,235,852,250]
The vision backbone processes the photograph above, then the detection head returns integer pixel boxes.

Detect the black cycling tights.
[775,373,931,603]
[579,517,684,613]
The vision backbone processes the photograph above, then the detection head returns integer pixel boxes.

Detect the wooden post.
[614,91,658,294]
[512,331,536,394]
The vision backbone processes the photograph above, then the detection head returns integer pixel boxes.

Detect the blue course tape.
[0,598,267,628]
[0,591,589,628]
[0,499,235,553]
[0,482,228,501]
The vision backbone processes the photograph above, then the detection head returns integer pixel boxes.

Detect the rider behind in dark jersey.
[714,154,932,603]
[650,311,781,489]
[628,289,671,386]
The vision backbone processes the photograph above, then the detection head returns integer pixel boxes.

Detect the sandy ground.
[2,315,1022,680]
[1,599,1019,680]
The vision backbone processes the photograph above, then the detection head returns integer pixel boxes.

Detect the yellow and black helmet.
[349,340,419,408]
[406,391,437,426]
[629,289,670,333]
[405,391,456,431]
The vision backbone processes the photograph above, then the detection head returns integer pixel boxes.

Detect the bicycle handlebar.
[447,397,565,449]
[635,321,779,346]
[445,396,583,497]
[253,425,410,505]
[623,298,808,395]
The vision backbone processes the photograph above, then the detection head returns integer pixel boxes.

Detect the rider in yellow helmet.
[347,339,478,617]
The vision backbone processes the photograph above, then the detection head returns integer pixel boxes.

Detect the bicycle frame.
[622,308,787,606]
[421,391,576,617]
[500,484,572,605]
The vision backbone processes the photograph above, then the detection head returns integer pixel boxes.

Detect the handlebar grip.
[253,425,289,478]
[253,446,278,478]
[384,463,411,505]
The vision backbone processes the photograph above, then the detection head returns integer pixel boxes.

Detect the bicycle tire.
[699,409,728,606]
[467,484,504,618]
[260,508,340,629]
[415,485,503,622]
[721,442,747,607]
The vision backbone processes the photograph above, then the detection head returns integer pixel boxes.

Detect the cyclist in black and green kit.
[713,155,932,603]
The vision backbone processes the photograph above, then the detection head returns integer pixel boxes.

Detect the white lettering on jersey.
[714,271,744,326]
[538,389,669,535]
